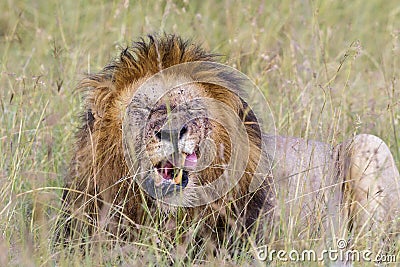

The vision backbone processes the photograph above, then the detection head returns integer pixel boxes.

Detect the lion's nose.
[155,125,188,154]
[155,125,187,141]
[157,128,178,142]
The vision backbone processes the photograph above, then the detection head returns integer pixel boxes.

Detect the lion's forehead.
[116,75,210,121]
[138,74,207,101]
[157,83,207,107]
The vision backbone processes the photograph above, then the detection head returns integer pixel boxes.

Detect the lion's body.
[265,134,400,239]
[57,34,400,246]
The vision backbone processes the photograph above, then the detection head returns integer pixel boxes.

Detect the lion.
[56,34,400,249]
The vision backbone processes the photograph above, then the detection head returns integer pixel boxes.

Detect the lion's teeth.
[173,153,187,184]
[174,169,183,184]
[154,168,163,186]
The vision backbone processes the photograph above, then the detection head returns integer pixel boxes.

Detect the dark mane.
[82,34,218,91]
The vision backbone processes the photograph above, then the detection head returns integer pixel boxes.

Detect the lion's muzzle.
[142,150,198,199]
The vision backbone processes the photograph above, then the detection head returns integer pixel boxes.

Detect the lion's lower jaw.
[148,184,198,211]
[154,201,179,214]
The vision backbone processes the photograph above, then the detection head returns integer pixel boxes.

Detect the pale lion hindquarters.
[265,133,400,240]
[344,134,400,234]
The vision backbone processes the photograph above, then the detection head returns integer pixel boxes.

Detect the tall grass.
[0,0,399,266]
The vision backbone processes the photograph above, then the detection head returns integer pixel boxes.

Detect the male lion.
[57,34,400,248]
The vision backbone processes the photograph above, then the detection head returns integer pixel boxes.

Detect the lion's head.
[123,70,260,208]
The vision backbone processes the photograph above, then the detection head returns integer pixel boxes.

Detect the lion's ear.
[78,75,115,121]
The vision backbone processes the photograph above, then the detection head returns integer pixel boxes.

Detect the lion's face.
[121,61,261,209]
[124,77,234,207]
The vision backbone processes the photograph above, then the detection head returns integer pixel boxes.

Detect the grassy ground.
[0,0,399,266]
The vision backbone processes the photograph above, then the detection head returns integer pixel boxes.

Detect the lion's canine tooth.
[174,168,183,184]
[154,168,163,186]
[173,153,187,184]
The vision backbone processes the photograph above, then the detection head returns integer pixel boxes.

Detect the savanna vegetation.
[0,0,399,266]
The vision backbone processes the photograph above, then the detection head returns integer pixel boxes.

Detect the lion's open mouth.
[155,152,198,187]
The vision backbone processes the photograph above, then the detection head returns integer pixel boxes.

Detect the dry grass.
[0,0,399,266]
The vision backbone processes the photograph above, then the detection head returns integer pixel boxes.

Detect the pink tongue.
[184,152,198,169]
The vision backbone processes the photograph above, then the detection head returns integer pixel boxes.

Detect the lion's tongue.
[184,152,197,169]
[159,153,197,180]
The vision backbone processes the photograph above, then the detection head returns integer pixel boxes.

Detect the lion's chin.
[138,169,199,208]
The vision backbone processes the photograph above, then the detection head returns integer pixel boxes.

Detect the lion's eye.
[179,125,188,138]
[155,130,162,140]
